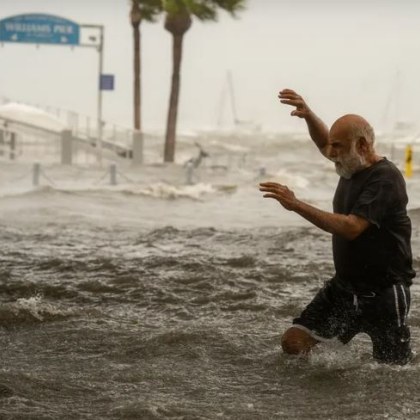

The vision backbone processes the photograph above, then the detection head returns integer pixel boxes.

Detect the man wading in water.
[259,89,416,364]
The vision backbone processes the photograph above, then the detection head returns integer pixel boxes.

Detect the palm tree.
[162,0,246,163]
[130,0,162,131]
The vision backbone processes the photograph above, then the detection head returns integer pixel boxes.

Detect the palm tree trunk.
[164,34,183,163]
[133,24,142,131]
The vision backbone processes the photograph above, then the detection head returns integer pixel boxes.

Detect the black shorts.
[293,279,412,364]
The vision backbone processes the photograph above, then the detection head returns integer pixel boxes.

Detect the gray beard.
[334,151,367,179]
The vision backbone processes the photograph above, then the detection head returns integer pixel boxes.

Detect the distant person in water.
[259,89,416,364]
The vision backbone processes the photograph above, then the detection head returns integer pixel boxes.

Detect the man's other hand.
[259,182,298,211]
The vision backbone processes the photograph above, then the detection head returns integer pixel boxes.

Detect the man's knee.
[281,327,319,355]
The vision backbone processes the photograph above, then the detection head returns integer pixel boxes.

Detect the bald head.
[330,114,375,147]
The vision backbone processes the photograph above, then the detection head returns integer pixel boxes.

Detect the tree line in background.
[130,0,246,163]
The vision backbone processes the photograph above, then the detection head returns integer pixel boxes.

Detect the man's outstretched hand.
[278,89,311,119]
[259,182,298,211]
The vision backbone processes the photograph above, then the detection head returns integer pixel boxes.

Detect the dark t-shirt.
[332,158,416,293]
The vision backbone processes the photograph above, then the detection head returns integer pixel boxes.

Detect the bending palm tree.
[130,0,161,131]
[163,0,246,163]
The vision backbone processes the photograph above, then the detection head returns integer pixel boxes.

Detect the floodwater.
[0,132,419,419]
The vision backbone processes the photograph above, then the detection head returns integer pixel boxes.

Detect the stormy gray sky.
[0,0,419,134]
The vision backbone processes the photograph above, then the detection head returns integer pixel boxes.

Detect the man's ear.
[356,137,368,154]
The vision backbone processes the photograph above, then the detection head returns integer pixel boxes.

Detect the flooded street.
[0,133,419,418]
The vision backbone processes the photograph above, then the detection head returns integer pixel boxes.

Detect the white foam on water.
[6,295,73,322]
[13,296,48,321]
[0,185,42,198]
[0,181,218,202]
[116,182,216,200]
[208,140,250,153]
[309,343,359,369]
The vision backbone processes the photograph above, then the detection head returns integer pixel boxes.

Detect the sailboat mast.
[227,70,239,126]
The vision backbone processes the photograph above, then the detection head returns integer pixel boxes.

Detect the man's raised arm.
[278,89,329,156]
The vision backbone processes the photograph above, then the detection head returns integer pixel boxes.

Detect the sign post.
[0,14,109,165]
[80,23,105,166]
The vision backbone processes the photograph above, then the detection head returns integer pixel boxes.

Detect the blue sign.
[100,74,115,91]
[0,14,80,45]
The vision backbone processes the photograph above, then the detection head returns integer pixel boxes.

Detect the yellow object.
[405,145,413,178]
